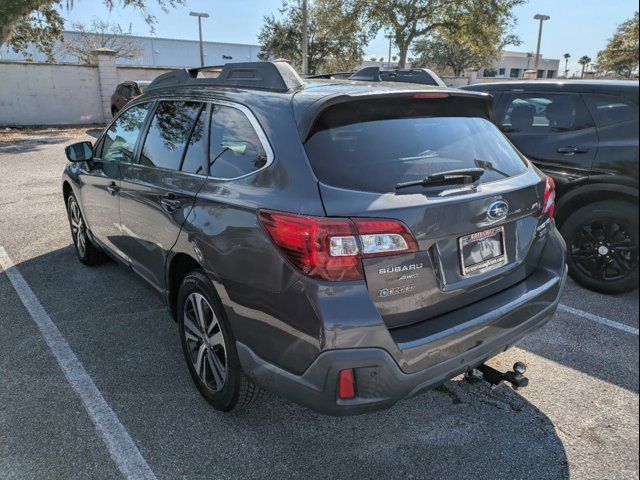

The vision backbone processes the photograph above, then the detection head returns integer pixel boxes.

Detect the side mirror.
[65,141,93,162]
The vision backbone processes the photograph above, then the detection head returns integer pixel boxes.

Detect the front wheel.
[66,194,103,265]
[177,270,261,411]
[561,200,638,294]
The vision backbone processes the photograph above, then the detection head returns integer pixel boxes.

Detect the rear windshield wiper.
[395,168,485,190]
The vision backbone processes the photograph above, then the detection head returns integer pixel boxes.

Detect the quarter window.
[139,101,204,171]
[208,105,268,179]
[583,94,638,127]
[101,103,151,162]
[499,93,594,133]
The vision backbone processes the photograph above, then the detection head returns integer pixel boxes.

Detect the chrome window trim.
[127,96,274,181]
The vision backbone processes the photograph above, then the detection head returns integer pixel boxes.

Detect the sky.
[60,0,638,76]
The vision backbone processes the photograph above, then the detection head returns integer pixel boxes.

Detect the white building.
[479,50,560,79]
[0,31,262,68]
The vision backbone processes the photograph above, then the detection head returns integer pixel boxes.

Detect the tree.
[61,19,143,64]
[563,53,571,77]
[362,0,522,69]
[595,12,639,78]
[0,0,184,62]
[578,55,591,78]
[410,0,522,76]
[258,0,372,74]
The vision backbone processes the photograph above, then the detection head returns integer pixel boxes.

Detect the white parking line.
[0,247,157,480]
[558,303,639,336]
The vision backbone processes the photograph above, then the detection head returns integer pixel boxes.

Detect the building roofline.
[60,30,260,49]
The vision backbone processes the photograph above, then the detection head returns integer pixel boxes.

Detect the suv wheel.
[177,270,261,411]
[66,194,103,265]
[111,106,118,117]
[561,200,638,294]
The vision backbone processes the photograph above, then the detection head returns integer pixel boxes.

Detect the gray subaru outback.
[61,61,566,415]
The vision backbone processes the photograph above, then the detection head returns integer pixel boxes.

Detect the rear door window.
[583,94,638,127]
[499,93,594,133]
[101,103,151,162]
[139,101,204,171]
[304,99,528,193]
[208,105,268,179]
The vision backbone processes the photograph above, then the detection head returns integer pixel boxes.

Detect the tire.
[560,200,639,294]
[111,106,118,117]
[66,194,104,266]
[177,270,261,411]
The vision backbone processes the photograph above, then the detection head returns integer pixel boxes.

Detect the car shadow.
[0,135,72,154]
[2,245,571,479]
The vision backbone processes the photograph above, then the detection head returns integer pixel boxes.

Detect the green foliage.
[0,0,184,62]
[362,0,524,69]
[409,0,523,75]
[258,0,373,74]
[595,12,639,78]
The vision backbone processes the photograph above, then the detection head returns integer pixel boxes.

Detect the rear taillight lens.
[258,210,418,282]
[542,176,556,218]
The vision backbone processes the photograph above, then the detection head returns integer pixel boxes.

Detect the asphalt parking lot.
[1,129,638,480]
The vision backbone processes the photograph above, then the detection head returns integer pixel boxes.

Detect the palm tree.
[578,55,591,78]
[526,52,534,69]
[563,53,571,77]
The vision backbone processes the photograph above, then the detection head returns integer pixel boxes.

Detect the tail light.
[258,210,418,282]
[542,176,556,218]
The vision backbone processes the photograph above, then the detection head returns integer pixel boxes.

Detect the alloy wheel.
[68,197,87,258]
[183,292,227,392]
[570,219,638,282]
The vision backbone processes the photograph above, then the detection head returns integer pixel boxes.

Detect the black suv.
[462,80,639,293]
[62,62,566,415]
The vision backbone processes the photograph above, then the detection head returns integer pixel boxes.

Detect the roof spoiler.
[146,61,305,93]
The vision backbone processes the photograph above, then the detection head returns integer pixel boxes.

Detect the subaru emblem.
[487,200,509,220]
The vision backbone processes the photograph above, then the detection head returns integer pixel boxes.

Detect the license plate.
[459,226,507,276]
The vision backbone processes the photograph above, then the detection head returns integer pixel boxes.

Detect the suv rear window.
[305,99,528,193]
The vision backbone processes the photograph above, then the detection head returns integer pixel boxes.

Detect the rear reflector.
[338,369,356,400]
[258,210,418,282]
[542,176,556,218]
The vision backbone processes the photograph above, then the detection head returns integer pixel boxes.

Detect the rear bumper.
[238,266,566,416]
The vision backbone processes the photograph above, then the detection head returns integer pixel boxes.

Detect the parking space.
[1,131,638,479]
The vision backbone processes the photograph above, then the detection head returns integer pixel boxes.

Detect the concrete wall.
[0,56,179,126]
[116,65,178,83]
[0,61,103,125]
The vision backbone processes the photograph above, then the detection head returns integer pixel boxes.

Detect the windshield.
[305,106,528,193]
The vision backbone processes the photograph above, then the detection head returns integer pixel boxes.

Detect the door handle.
[107,182,120,195]
[160,193,183,213]
[557,146,588,155]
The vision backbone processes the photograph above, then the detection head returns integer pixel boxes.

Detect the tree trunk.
[581,64,586,78]
[398,43,409,69]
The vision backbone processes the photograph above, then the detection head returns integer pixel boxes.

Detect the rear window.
[305,99,528,193]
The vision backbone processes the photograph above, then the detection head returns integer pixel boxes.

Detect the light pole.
[533,14,550,79]
[189,11,209,67]
[301,0,308,75]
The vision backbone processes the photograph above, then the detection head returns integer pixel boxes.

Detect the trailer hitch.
[468,362,529,390]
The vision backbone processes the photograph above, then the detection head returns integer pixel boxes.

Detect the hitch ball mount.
[468,362,529,390]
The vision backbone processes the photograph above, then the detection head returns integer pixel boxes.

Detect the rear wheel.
[177,270,261,411]
[111,106,118,117]
[66,194,103,265]
[561,200,638,294]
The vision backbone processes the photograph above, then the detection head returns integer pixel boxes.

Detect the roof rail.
[146,61,304,93]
